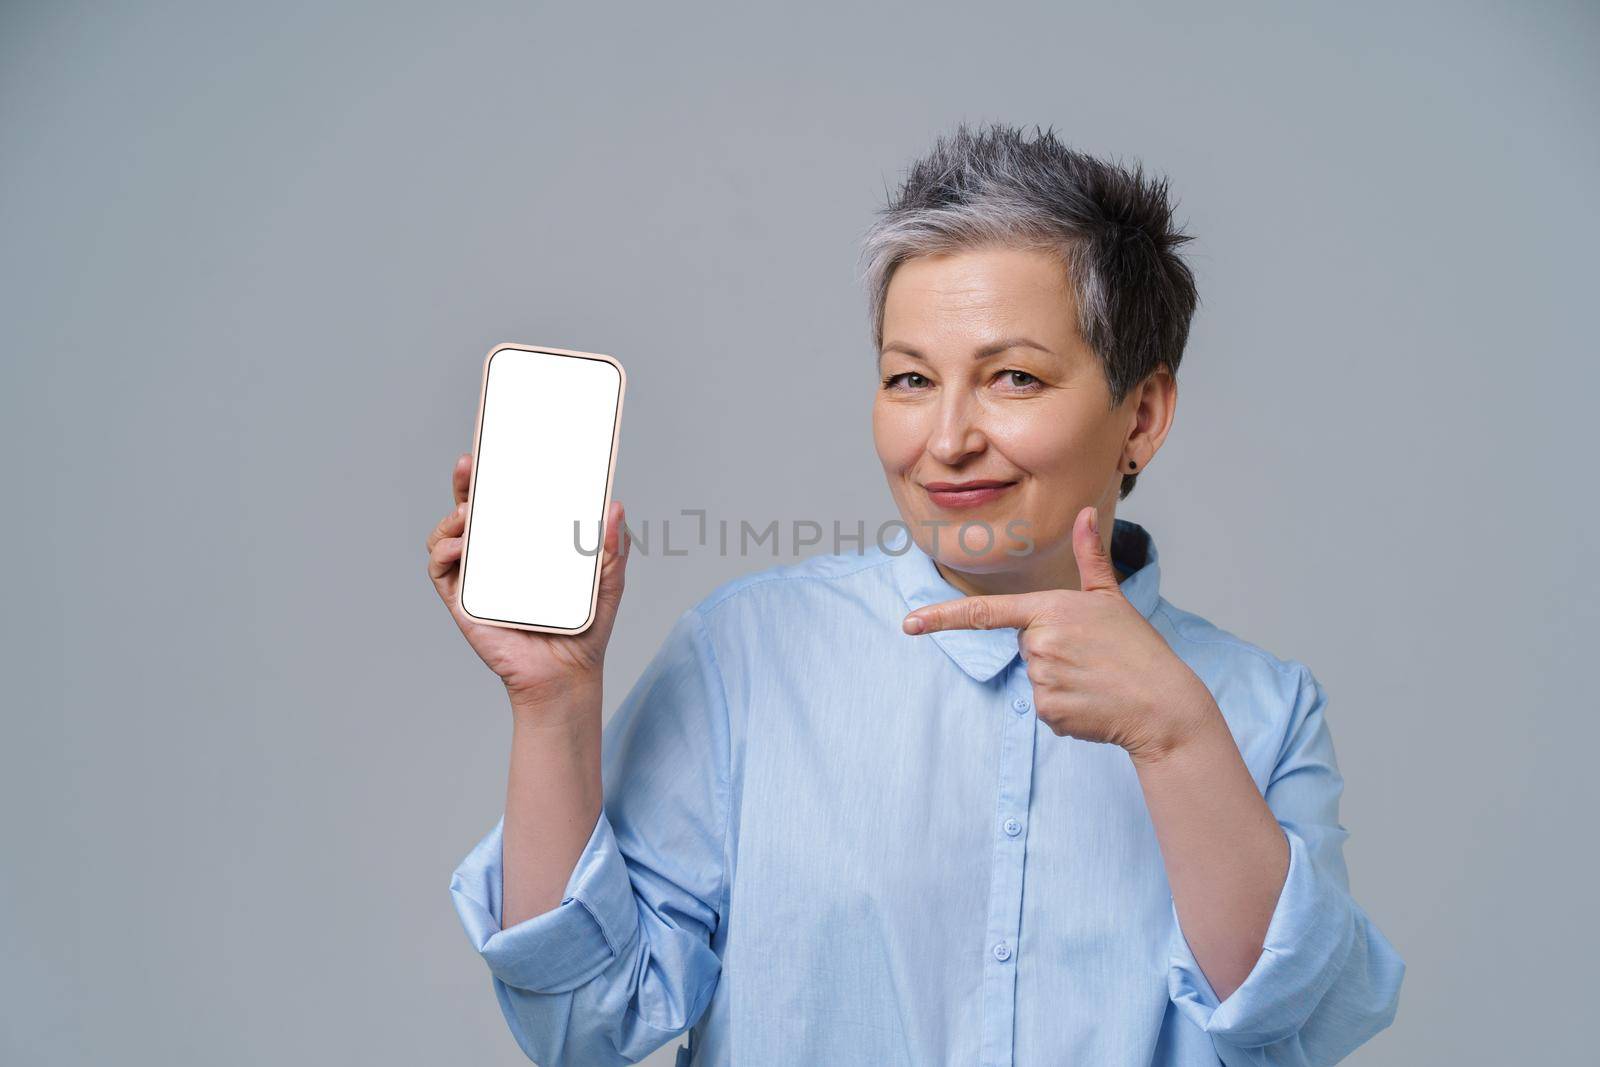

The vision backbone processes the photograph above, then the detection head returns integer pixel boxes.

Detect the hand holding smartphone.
[424,342,629,705]
[459,343,625,633]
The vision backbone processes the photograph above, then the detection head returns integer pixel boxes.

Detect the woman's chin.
[928,547,1030,575]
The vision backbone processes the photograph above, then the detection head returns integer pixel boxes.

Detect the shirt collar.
[886,518,1163,683]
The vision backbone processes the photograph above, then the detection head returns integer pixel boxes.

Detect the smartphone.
[457,342,625,634]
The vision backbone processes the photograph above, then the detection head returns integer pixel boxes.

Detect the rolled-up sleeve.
[448,606,730,1066]
[450,806,640,993]
[1167,665,1406,1065]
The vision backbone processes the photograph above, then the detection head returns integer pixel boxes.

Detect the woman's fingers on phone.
[426,503,468,585]
[425,501,466,551]
[453,452,472,506]
[428,534,464,583]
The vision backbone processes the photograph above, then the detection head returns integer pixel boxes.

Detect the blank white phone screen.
[460,349,622,631]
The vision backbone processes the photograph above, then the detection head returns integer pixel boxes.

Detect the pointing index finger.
[903,592,1051,636]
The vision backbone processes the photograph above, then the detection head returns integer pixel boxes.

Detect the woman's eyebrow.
[880,337,1057,360]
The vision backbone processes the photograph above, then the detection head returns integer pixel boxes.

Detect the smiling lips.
[921,479,1018,509]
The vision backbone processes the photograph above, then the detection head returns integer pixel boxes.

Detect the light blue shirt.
[450,519,1404,1066]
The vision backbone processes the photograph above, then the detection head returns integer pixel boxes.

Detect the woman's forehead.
[881,252,1082,358]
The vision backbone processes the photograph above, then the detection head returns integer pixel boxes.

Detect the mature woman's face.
[872,244,1150,592]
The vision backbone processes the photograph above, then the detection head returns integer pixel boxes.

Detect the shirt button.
[1003,817,1022,837]
[1012,697,1031,715]
[993,941,1012,962]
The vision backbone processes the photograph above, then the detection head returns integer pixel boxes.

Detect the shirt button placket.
[980,680,1038,1067]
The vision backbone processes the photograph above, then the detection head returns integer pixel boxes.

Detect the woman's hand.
[902,505,1216,763]
[425,452,631,709]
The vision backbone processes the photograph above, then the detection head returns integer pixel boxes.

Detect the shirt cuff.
[449,807,641,993]
[1167,824,1356,1048]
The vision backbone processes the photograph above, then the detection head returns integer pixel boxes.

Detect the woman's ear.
[1124,367,1177,469]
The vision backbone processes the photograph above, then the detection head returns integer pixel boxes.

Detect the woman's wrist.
[1128,675,1224,766]
[506,670,603,727]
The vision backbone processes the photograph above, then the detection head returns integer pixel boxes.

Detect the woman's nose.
[926,394,987,464]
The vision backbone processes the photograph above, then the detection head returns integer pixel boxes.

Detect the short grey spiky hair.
[857,122,1199,499]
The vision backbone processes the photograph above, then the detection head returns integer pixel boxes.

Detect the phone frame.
[456,341,626,635]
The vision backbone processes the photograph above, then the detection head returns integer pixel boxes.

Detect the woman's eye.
[998,369,1040,389]
[881,372,930,390]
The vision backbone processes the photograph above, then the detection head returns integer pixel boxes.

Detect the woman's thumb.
[594,499,630,613]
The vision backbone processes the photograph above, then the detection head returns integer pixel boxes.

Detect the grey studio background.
[2,1,1595,1064]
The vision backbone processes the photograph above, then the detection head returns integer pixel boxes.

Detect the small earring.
[1127,459,1138,470]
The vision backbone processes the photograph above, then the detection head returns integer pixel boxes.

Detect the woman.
[428,123,1404,1066]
